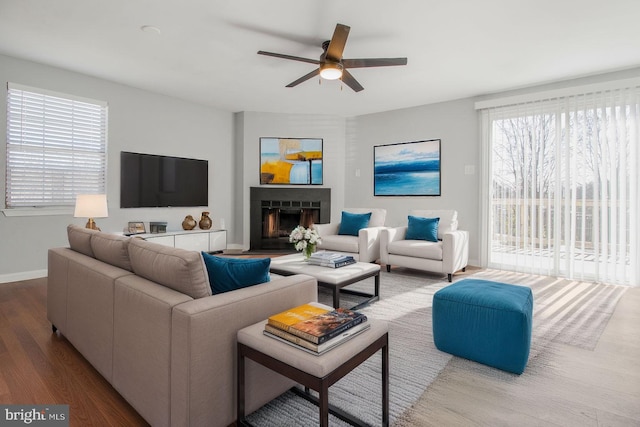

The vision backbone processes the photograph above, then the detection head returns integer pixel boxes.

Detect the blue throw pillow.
[338,211,372,236]
[405,216,440,242]
[201,252,270,295]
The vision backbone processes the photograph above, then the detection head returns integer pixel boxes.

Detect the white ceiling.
[1,0,639,117]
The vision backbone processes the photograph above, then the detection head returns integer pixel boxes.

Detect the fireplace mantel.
[250,187,331,251]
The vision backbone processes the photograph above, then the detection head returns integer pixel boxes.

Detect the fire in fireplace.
[261,204,320,249]
[250,187,331,251]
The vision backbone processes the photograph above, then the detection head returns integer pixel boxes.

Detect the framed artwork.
[374,139,441,196]
[260,137,323,185]
[128,221,146,235]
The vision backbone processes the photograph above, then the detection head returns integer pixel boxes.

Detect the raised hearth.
[250,187,331,251]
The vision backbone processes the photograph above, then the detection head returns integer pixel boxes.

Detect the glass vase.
[303,243,316,260]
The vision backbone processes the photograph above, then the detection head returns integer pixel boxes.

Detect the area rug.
[246,268,628,426]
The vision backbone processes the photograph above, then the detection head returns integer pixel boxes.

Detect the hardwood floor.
[395,285,640,427]
[0,278,148,426]
[1,274,638,426]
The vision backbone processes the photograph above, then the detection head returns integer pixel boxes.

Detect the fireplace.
[250,187,331,251]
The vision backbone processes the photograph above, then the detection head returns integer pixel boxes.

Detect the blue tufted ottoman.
[432,279,533,374]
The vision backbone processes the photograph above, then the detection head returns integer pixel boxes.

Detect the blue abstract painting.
[374,139,441,196]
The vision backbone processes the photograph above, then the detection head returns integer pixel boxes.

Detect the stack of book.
[307,251,356,268]
[264,302,369,355]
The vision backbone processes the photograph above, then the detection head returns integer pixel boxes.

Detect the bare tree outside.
[486,90,637,285]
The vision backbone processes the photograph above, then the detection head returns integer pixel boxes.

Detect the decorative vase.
[182,215,197,230]
[199,212,212,230]
[303,243,316,260]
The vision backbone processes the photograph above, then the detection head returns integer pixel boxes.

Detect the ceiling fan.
[257,23,407,92]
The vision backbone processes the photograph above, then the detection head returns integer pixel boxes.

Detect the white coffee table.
[269,253,381,310]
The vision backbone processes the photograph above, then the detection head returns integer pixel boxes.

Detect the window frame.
[3,83,108,216]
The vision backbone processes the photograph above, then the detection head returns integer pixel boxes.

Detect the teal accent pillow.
[201,252,270,295]
[338,211,372,236]
[405,216,440,242]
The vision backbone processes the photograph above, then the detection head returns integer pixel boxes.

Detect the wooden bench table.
[237,318,389,427]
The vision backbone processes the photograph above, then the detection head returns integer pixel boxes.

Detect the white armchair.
[314,208,387,263]
[380,210,469,281]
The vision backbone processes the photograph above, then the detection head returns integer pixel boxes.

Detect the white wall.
[0,54,234,282]
[3,53,636,280]
[344,98,481,264]
[234,112,347,249]
[341,67,640,267]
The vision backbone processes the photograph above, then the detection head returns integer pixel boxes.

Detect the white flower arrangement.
[289,225,322,256]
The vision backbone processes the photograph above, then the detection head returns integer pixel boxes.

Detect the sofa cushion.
[90,232,133,271]
[338,211,372,236]
[128,238,212,299]
[388,239,443,260]
[68,224,98,258]
[409,210,458,240]
[201,253,271,295]
[405,216,439,242]
[343,208,386,227]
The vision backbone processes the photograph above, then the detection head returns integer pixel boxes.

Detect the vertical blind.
[5,83,108,208]
[479,84,639,286]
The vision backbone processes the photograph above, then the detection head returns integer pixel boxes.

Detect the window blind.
[479,84,639,286]
[5,83,108,208]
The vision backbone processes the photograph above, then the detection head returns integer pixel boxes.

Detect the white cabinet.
[144,235,175,247]
[209,230,227,252]
[143,229,226,253]
[175,232,210,251]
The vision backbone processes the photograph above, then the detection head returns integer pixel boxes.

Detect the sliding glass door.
[480,85,639,286]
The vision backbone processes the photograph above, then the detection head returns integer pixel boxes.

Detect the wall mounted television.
[120,151,208,208]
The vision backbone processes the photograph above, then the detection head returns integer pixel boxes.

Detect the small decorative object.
[182,215,197,230]
[150,222,167,234]
[199,212,212,230]
[289,225,322,260]
[128,221,146,235]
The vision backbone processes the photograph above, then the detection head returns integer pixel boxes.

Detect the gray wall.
[344,98,481,264]
[233,100,482,264]
[233,112,347,249]
[0,54,234,282]
[2,52,636,280]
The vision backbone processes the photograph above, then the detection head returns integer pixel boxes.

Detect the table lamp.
[74,194,108,231]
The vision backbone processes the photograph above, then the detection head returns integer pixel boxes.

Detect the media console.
[137,229,226,253]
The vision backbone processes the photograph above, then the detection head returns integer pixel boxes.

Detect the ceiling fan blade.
[286,69,320,88]
[341,69,364,92]
[325,23,350,60]
[257,51,320,65]
[342,57,408,68]
[231,21,324,47]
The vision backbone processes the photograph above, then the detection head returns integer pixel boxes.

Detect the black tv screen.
[120,151,208,208]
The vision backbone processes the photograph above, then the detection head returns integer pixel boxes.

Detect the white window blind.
[479,84,639,286]
[5,83,108,209]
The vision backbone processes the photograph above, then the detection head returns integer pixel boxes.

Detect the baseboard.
[468,258,480,268]
[0,269,47,284]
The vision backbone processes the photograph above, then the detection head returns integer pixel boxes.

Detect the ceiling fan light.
[320,63,343,80]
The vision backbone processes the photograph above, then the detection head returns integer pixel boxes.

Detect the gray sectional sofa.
[47,225,318,426]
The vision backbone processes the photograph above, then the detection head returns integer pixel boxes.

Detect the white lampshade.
[320,62,343,80]
[74,194,109,218]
